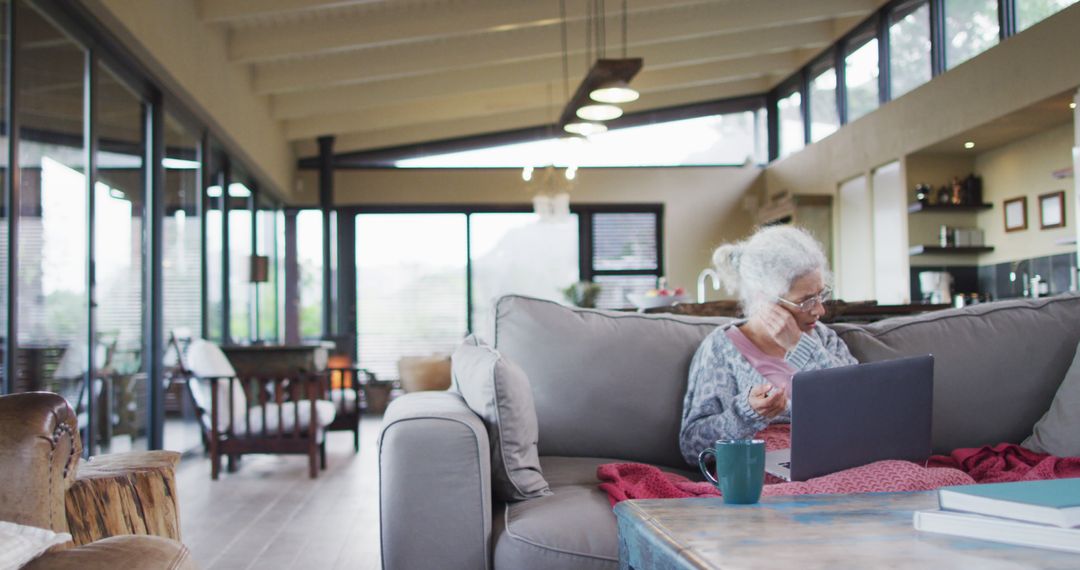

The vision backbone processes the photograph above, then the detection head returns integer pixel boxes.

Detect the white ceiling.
[193,0,889,157]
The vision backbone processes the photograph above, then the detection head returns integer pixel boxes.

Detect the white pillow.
[0,521,71,570]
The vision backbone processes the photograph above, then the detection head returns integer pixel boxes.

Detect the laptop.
[765,354,934,482]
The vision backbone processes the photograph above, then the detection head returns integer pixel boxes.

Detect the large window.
[93,62,148,453]
[1017,0,1079,31]
[205,166,225,343]
[845,33,879,122]
[14,1,90,427]
[945,0,999,68]
[296,209,323,339]
[394,110,767,168]
[808,64,839,142]
[889,1,932,99]
[255,196,280,342]
[227,179,253,342]
[469,213,579,342]
[777,88,804,158]
[355,214,468,379]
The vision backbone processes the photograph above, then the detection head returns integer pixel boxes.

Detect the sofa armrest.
[379,392,491,570]
[0,392,81,533]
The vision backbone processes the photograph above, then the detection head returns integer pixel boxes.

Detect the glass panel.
[889,1,932,99]
[394,111,763,168]
[0,0,9,395]
[1017,0,1079,31]
[205,170,224,343]
[777,89,804,158]
[845,37,879,122]
[945,0,999,68]
[593,274,657,310]
[93,62,147,453]
[355,214,467,380]
[297,209,323,340]
[469,213,579,343]
[255,196,278,342]
[14,2,89,429]
[592,213,658,271]
[162,114,202,454]
[227,178,252,343]
[809,66,839,142]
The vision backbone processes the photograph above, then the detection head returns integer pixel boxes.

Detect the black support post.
[146,89,166,451]
[4,0,18,396]
[284,210,300,344]
[221,157,231,344]
[318,136,334,339]
[200,131,211,340]
[84,51,97,457]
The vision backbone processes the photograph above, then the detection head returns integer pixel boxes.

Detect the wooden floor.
[176,417,383,569]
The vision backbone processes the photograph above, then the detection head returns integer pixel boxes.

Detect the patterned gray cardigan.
[679,321,858,466]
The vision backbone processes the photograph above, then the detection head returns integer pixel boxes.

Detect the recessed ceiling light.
[964,141,975,149]
[563,121,608,136]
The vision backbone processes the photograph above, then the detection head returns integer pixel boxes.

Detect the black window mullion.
[999,0,1016,38]
[836,44,848,126]
[84,49,97,457]
[800,70,811,146]
[878,9,891,104]
[145,88,166,451]
[465,214,473,334]
[578,211,593,282]
[3,0,16,396]
[930,0,947,76]
[221,157,231,344]
[766,89,779,162]
[199,132,211,340]
[250,187,259,342]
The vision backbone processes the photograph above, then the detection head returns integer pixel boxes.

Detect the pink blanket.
[598,426,1080,506]
[598,425,973,506]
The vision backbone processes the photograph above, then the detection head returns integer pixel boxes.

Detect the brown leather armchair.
[0,392,197,570]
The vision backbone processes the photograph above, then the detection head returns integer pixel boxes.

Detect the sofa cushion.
[832,294,1080,453]
[452,336,551,502]
[1023,339,1080,456]
[494,295,732,469]
[492,456,701,570]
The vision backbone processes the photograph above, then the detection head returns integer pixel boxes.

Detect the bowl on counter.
[626,293,690,311]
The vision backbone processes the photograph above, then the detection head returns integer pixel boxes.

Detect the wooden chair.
[168,334,336,479]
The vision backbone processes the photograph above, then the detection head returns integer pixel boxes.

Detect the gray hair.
[711,226,830,317]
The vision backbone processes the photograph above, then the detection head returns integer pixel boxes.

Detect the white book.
[914,510,1080,554]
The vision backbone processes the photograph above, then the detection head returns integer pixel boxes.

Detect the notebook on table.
[765,354,934,482]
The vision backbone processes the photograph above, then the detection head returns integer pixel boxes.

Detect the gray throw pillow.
[452,335,551,501]
[1023,340,1080,456]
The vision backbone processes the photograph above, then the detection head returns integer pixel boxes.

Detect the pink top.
[725,326,797,396]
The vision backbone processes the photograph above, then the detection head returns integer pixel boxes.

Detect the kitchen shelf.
[909,245,995,256]
[908,202,993,214]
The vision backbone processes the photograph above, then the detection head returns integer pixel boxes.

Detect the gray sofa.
[379,293,1080,570]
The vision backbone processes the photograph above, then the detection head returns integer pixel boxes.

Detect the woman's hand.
[756,303,803,352]
[749,384,787,419]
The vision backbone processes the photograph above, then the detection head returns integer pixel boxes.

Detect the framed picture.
[1039,191,1066,229]
[1003,196,1027,232]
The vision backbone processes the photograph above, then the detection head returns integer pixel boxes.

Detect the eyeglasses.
[775,288,832,313]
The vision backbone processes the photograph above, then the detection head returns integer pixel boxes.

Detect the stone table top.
[615,492,1080,570]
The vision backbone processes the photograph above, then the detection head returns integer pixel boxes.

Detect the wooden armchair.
[169,336,336,479]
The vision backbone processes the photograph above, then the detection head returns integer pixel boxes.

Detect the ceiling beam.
[197,0,391,25]
[272,49,800,121]
[283,76,772,141]
[229,0,718,63]
[253,5,852,96]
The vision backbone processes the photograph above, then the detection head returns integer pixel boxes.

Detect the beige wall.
[975,123,1076,265]
[84,0,295,198]
[764,3,1080,200]
[299,167,764,299]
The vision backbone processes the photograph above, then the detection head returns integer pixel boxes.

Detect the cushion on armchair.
[0,521,71,570]
[1023,339,1080,456]
[452,335,551,502]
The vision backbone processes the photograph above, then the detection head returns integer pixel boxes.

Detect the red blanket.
[928,443,1080,483]
[598,426,1080,506]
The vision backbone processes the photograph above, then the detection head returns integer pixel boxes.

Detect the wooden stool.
[65,450,182,546]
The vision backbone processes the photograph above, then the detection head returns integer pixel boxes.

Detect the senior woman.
[679,225,858,466]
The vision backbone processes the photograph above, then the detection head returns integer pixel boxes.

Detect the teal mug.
[697,439,765,504]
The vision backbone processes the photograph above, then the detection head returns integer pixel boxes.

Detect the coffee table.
[615,492,1080,569]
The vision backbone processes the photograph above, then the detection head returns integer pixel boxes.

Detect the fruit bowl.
[627,293,690,311]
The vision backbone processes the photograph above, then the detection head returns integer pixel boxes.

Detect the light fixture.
[1071,102,1077,109]
[576,103,623,121]
[590,80,639,103]
[555,0,642,133]
[563,121,608,136]
[522,166,534,181]
[964,141,975,149]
